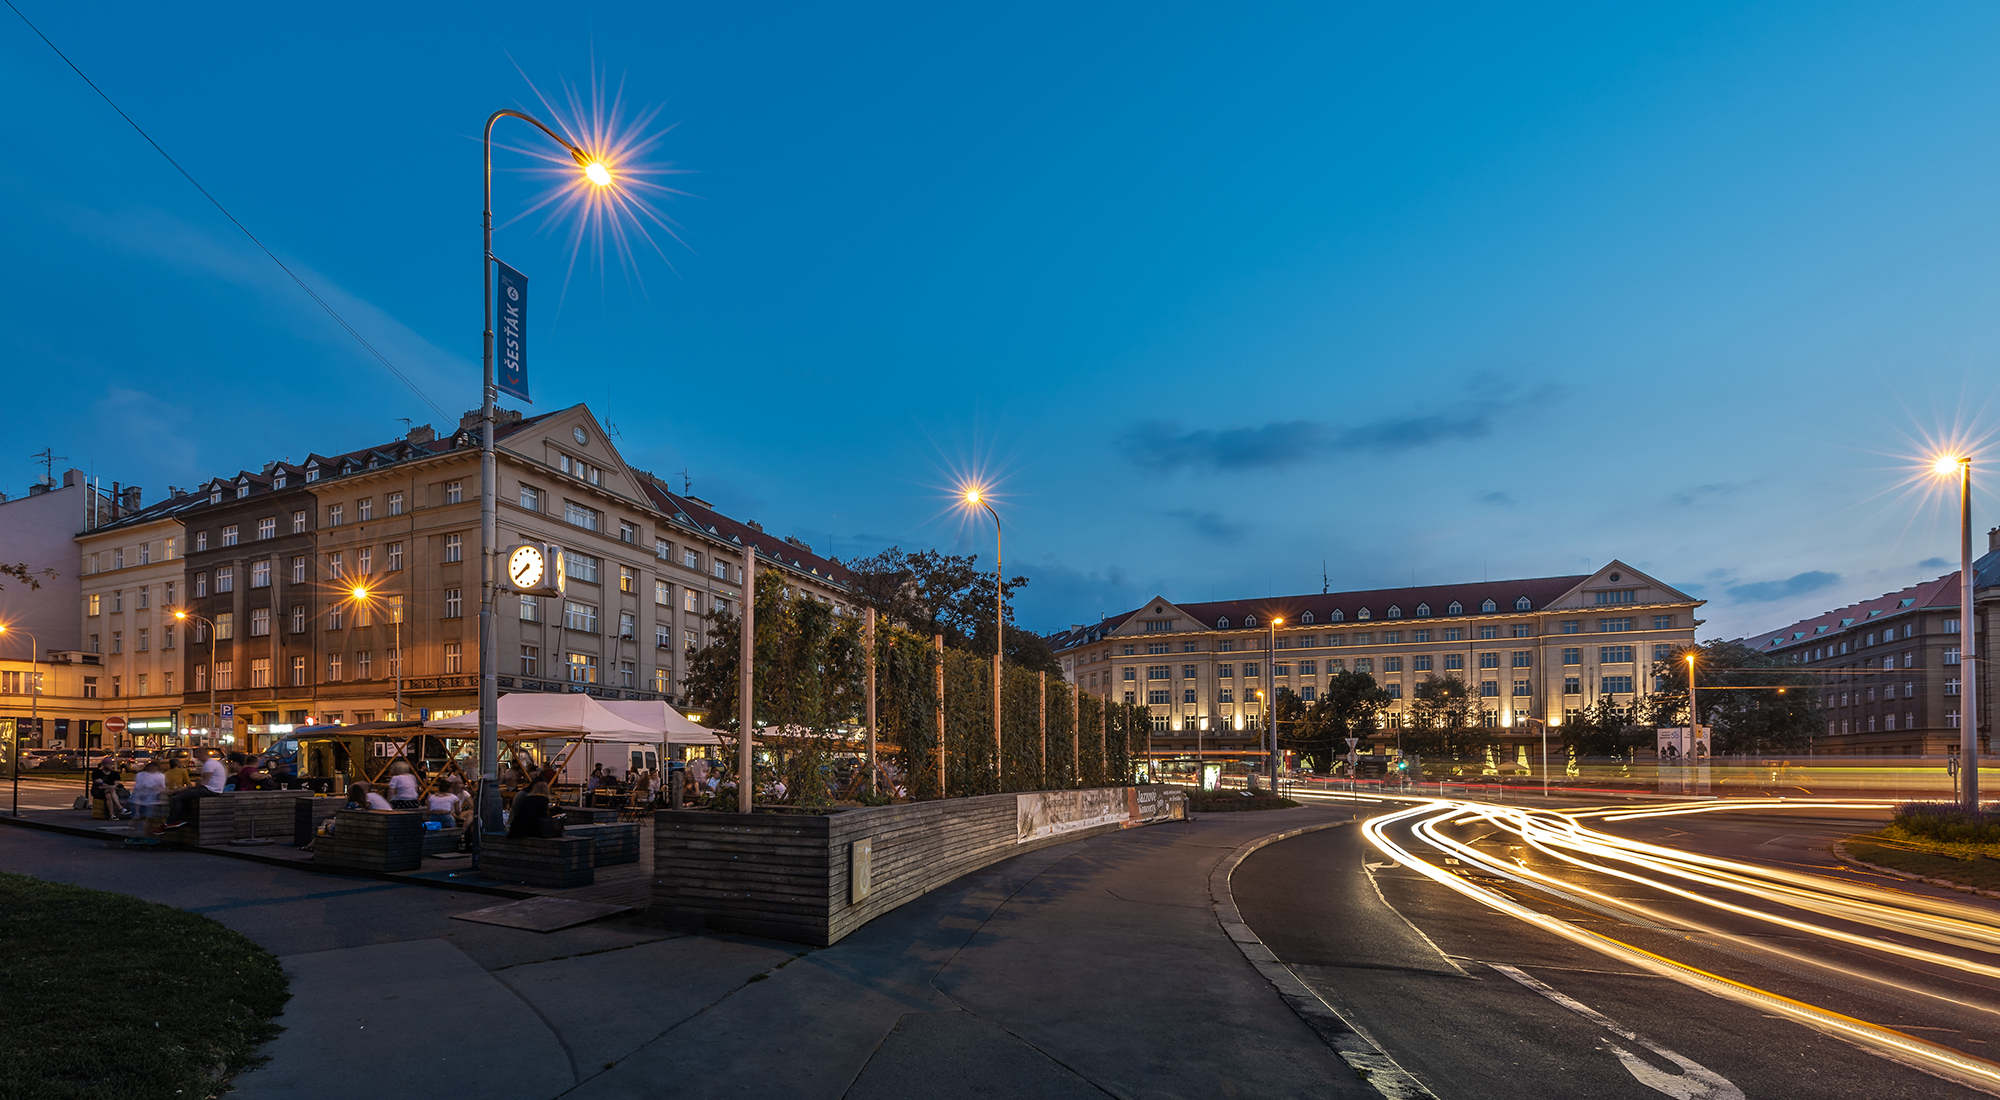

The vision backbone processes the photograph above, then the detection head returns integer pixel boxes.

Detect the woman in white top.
[386,758,421,809]
[130,761,169,825]
[425,788,459,826]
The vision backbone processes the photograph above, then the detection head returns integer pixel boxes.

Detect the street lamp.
[173,609,220,753]
[478,110,613,836]
[1268,616,1282,793]
[962,486,1004,783]
[0,623,37,817]
[349,586,403,722]
[1933,453,1979,811]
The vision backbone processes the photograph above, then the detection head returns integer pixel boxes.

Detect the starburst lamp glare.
[351,586,369,601]
[568,145,612,187]
[1935,454,1965,477]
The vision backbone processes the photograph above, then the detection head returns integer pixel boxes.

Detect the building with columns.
[1048,561,1701,764]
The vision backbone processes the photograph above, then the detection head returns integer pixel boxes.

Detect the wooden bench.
[565,807,620,825]
[162,794,235,846]
[480,834,594,888]
[313,809,423,872]
[293,797,342,847]
[227,790,311,841]
[565,822,640,865]
[421,824,464,855]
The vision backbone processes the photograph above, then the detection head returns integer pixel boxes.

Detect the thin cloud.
[1671,482,1743,506]
[1918,557,1951,572]
[1724,571,1842,603]
[1478,491,1516,507]
[1166,509,1249,543]
[1116,393,1531,474]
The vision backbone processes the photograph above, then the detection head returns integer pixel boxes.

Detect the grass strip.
[1846,835,2000,894]
[0,871,288,1100]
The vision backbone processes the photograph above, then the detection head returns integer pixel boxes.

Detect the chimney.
[406,424,436,445]
[1989,526,1999,554]
[122,486,142,512]
[63,468,83,488]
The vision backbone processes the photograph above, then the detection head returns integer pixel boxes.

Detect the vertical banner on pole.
[494,259,531,403]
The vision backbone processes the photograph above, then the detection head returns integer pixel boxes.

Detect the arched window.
[1357,607,1372,621]
[1330,609,1344,622]
[1386,605,1402,619]
[1514,596,1532,611]
[1244,615,1257,628]
[1416,603,1431,617]
[1216,617,1230,629]
[1300,611,1315,624]
[1447,601,1463,615]
[1481,599,1497,613]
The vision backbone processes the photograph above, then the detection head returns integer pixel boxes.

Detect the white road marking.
[1491,964,1744,1100]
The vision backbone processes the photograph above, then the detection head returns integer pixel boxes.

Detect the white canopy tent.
[595,700,723,747]
[426,692,658,741]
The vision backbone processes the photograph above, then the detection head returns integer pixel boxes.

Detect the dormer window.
[1448,601,1463,615]
[1244,615,1257,628]
[1300,611,1314,624]
[1330,609,1343,622]
[1357,607,1371,621]
[1386,605,1401,619]
[1416,603,1430,617]
[236,484,249,499]
[209,486,222,504]
[1515,596,1532,611]
[1481,599,1497,613]
[273,474,287,489]
[1216,617,1232,629]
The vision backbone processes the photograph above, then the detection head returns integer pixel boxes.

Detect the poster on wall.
[1017,789,1130,844]
[1127,786,1187,827]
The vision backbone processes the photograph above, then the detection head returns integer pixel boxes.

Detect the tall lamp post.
[0,624,37,817]
[1267,616,1283,792]
[173,610,219,752]
[1686,651,1701,766]
[963,487,1004,783]
[478,110,612,834]
[1935,454,1980,810]
[349,586,403,721]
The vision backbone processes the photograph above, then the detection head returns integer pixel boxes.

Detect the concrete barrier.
[651,785,1185,947]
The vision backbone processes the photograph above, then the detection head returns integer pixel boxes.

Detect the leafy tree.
[1404,674,1496,772]
[1649,640,1822,756]
[0,563,54,590]
[844,546,1060,675]
[1291,670,1392,774]
[1563,695,1644,759]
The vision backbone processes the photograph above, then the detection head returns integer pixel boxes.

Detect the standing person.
[585,763,604,808]
[630,768,652,810]
[386,759,420,809]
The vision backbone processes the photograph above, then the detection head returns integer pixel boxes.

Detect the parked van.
[541,739,660,787]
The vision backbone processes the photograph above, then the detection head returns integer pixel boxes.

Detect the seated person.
[443,778,475,829]
[424,785,460,826]
[130,760,169,826]
[507,781,563,838]
[343,782,394,811]
[386,759,421,809]
[91,760,129,818]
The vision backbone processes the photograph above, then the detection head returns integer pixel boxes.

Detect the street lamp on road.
[477,110,613,836]
[1267,617,1283,792]
[0,623,38,817]
[173,609,219,751]
[1933,452,1979,811]
[962,486,1004,783]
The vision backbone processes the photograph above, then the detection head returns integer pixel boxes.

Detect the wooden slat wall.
[651,786,1180,947]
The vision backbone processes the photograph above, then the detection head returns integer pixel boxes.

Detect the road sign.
[1344,737,1360,750]
[220,704,235,727]
[103,716,127,735]
[420,708,431,721]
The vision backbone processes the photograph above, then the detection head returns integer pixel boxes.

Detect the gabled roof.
[1747,573,1963,654]
[635,476,851,589]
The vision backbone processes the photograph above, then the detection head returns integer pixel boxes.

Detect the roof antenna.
[1322,561,1329,595]
[679,468,692,495]
[30,447,65,486]
[396,418,413,433]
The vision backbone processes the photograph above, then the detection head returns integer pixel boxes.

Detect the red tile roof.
[1747,574,1961,653]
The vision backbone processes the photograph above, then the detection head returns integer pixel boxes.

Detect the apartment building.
[74,489,204,747]
[1048,561,1700,762]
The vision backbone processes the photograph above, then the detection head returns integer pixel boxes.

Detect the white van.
[541,739,660,788]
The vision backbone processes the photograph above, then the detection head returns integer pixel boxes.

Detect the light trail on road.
[1359,797,2000,1094]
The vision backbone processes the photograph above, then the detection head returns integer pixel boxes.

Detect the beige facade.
[1051,561,1700,760]
[75,512,190,722]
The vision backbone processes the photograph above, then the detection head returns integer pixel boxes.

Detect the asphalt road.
[1234,803,1995,1100]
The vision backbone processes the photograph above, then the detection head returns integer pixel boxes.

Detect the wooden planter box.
[481,835,594,888]
[164,794,235,847]
[314,809,423,872]
[226,790,313,841]
[566,822,641,865]
[651,785,1185,947]
[294,797,342,847]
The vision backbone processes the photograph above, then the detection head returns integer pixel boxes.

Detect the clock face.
[508,545,544,590]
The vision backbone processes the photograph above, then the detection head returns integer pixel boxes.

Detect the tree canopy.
[1648,640,1823,755]
[1403,674,1497,769]
[843,546,1061,674]
[1280,670,1392,774]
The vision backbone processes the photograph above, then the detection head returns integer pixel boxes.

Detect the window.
[1595,590,1636,605]
[565,551,599,583]
[1147,690,1170,705]
[1480,680,1500,697]
[1147,665,1170,680]
[214,661,234,690]
[620,565,638,594]
[519,484,541,510]
[520,594,540,621]
[388,492,404,516]
[291,510,307,534]
[655,538,671,561]
[444,643,463,674]
[446,481,463,504]
[1512,651,1531,668]
[162,625,174,650]
[139,542,152,565]
[1561,621,1581,634]
[655,579,671,605]
[1515,597,1532,611]
[567,653,599,684]
[685,629,699,652]
[1599,618,1633,632]
[620,520,638,544]
[252,560,271,588]
[444,589,463,618]
[220,524,238,547]
[1183,664,1199,679]
[444,533,463,563]
[195,531,208,552]
[1511,624,1532,638]
[1219,640,1235,652]
[289,604,304,633]
[713,559,729,581]
[1299,660,1316,675]
[1147,642,1170,655]
[1412,630,1430,643]
[1653,644,1672,662]
[1273,663,1292,677]
[683,589,699,613]
[326,654,342,682]
[1946,648,1961,665]
[88,593,100,616]
[1602,675,1634,694]
[1599,645,1635,663]
[354,600,373,628]
[358,498,373,522]
[619,611,636,639]
[653,668,671,693]
[358,548,372,574]
[327,604,344,630]
[1653,615,1673,629]
[1444,654,1463,670]
[1385,684,1403,699]
[1564,676,1581,694]
[1384,657,1402,672]
[1220,688,1235,704]
[329,552,344,579]
[388,542,404,571]
[1351,659,1369,674]
[1216,616,1231,629]
[251,658,271,689]
[656,624,672,649]
[619,661,636,688]
[565,501,600,531]
[328,504,344,526]
[521,646,540,675]
[1479,653,1499,669]
[1478,626,1498,640]
[250,608,270,636]
[214,566,237,594]
[110,631,123,654]
[257,517,276,540]
[683,548,700,571]
[564,602,599,632]
[1562,647,1582,665]
[1480,599,1497,613]
[1219,664,1234,678]
[290,556,305,584]
[214,612,233,640]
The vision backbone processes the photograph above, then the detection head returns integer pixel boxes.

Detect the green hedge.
[1892,802,2000,845]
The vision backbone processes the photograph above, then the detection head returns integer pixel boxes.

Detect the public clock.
[508,544,546,591]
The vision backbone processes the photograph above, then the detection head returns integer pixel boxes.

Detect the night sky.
[4,2,1996,639]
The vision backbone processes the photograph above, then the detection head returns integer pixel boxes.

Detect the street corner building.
[1046,562,1701,765]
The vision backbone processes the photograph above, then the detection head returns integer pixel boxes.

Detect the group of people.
[341,757,476,829]
[91,750,262,828]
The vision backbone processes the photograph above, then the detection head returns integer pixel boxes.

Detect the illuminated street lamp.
[1933,453,1979,810]
[0,623,37,817]
[349,585,403,722]
[477,110,613,836]
[962,486,1004,782]
[173,609,219,751]
[1267,616,1282,792]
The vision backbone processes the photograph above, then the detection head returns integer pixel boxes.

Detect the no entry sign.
[104,716,128,735]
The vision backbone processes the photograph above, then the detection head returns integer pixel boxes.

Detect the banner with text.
[495,258,530,403]
[1016,787,1185,844]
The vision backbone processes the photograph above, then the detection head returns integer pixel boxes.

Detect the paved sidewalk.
[0,803,1374,1099]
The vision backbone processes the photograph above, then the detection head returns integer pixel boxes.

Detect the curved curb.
[1209,820,1437,1100]
[1833,839,2000,901]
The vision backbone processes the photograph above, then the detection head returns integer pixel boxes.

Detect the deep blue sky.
[4,2,1997,639]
